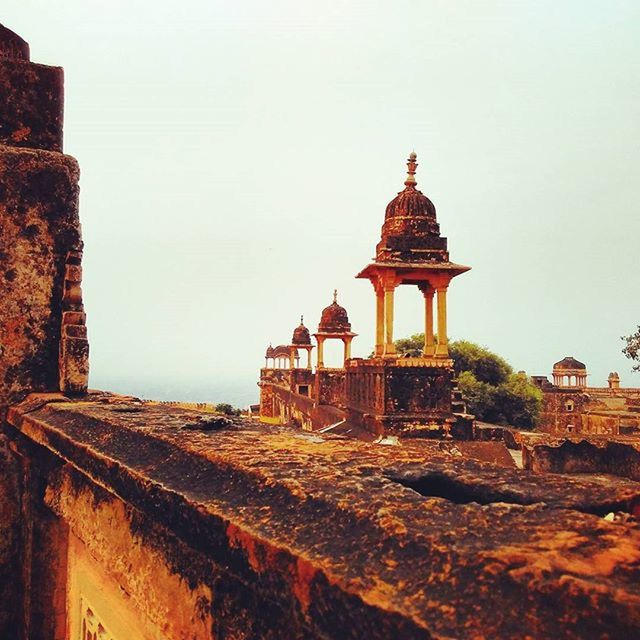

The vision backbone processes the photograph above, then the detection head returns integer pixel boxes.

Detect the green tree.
[622,327,640,372]
[494,372,542,429]
[215,403,241,416]
[393,334,542,429]
[449,340,511,386]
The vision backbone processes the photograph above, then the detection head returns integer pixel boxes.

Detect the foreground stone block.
[6,393,640,639]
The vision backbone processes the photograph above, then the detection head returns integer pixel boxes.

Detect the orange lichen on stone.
[10,125,30,142]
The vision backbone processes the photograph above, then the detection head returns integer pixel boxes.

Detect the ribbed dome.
[318,291,351,333]
[385,185,436,220]
[292,316,311,345]
[375,153,449,264]
[553,357,586,371]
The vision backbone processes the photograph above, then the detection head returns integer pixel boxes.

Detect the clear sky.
[5,1,640,406]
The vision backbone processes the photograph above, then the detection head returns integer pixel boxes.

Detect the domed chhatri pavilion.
[346,153,470,434]
[314,290,357,368]
[259,153,471,436]
[552,356,587,388]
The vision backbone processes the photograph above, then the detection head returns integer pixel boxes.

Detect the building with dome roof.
[258,153,471,436]
[534,357,640,436]
[552,357,588,388]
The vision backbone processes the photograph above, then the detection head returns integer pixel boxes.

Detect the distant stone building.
[534,357,640,436]
[259,154,471,437]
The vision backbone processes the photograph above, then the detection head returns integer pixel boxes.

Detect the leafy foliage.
[622,326,640,372]
[449,340,512,386]
[215,403,241,416]
[393,334,542,428]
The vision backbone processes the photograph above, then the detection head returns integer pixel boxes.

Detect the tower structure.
[0,22,88,412]
[313,291,357,368]
[345,153,470,436]
[290,316,313,369]
[608,372,620,390]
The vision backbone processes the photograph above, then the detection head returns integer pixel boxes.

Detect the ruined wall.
[0,27,87,412]
[523,438,640,482]
[538,389,589,435]
[539,388,640,437]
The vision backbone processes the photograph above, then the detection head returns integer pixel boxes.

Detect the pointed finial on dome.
[300,315,304,325]
[404,151,418,188]
[333,289,338,304]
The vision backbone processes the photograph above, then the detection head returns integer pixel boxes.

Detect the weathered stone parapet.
[0,145,83,410]
[6,393,640,639]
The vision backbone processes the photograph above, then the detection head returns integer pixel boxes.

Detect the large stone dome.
[318,291,351,333]
[375,153,449,264]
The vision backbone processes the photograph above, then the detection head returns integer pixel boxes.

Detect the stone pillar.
[383,284,396,356]
[435,286,448,357]
[420,285,435,357]
[289,348,296,370]
[375,283,385,356]
[317,338,325,368]
[306,348,312,370]
[344,337,353,363]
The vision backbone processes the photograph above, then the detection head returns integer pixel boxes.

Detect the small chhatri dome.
[553,357,586,371]
[376,152,449,264]
[318,290,352,333]
[292,315,311,345]
[265,344,275,358]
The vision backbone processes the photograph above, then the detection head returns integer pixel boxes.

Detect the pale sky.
[5,1,640,406]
